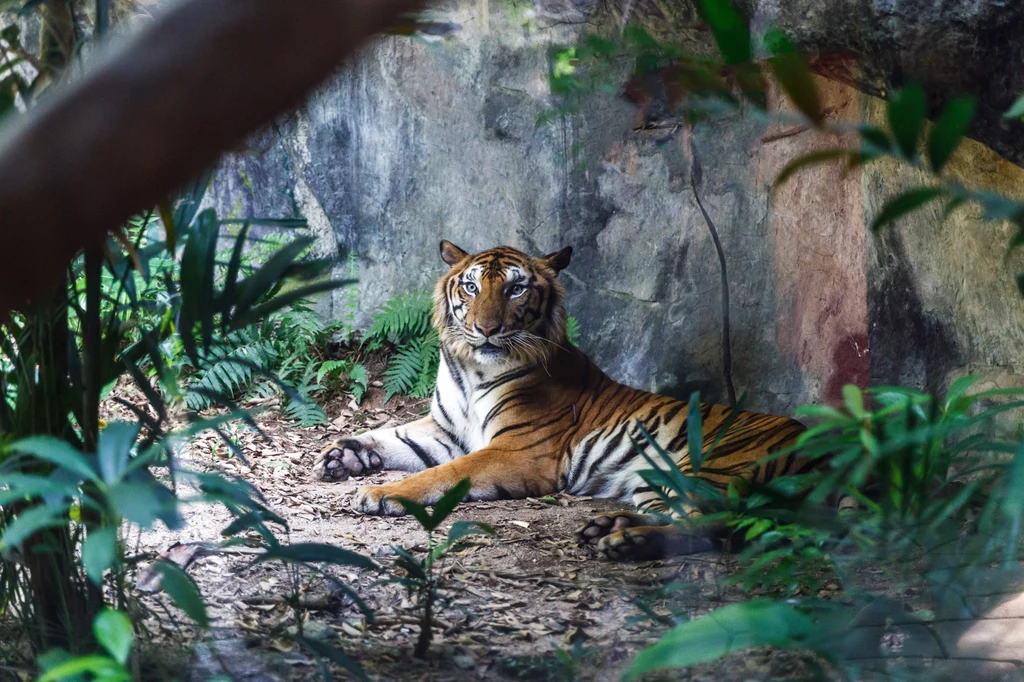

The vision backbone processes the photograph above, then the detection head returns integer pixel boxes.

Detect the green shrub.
[364,291,440,401]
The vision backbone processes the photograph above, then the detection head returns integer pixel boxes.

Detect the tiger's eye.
[509,284,526,298]
[463,282,478,295]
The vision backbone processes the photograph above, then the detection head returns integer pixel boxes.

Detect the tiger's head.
[433,241,573,366]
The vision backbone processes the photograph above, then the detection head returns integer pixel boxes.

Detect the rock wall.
[211,0,1024,414]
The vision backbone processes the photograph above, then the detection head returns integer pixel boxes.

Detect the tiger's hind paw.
[575,511,649,547]
[316,439,383,481]
[596,526,715,561]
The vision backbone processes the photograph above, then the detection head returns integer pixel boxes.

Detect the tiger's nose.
[475,323,502,338]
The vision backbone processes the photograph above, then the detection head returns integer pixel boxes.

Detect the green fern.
[365,291,433,350]
[364,290,440,402]
[566,315,581,346]
[317,359,369,403]
[282,393,328,426]
[185,328,276,410]
[383,329,440,401]
[280,362,328,426]
[349,364,369,403]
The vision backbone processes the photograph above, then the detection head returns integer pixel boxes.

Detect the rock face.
[585,0,1024,168]
[212,0,1024,414]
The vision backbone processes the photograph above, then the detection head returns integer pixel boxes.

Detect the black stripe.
[433,436,452,460]
[441,346,469,401]
[477,365,535,395]
[578,422,630,486]
[397,433,436,468]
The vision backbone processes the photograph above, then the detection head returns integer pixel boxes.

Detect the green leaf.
[773,150,852,189]
[927,96,975,173]
[392,496,434,530]
[97,421,140,485]
[230,278,352,329]
[82,527,119,586]
[12,436,98,483]
[37,656,129,682]
[794,404,847,421]
[0,504,65,551]
[221,221,251,330]
[859,126,892,157]
[221,509,288,538]
[93,609,134,665]
[700,0,750,65]
[686,393,704,474]
[944,375,979,412]
[744,518,772,540]
[841,384,865,418]
[258,542,377,569]
[428,477,472,530]
[940,195,968,224]
[107,481,169,528]
[625,600,823,679]
[764,29,821,124]
[887,82,927,158]
[871,187,946,233]
[448,520,497,543]
[154,560,209,627]
[230,237,317,319]
[1003,93,1024,120]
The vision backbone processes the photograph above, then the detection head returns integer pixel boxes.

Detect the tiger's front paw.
[316,438,383,481]
[352,485,407,516]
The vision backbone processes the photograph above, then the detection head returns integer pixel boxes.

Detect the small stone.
[453,654,475,670]
[286,621,335,641]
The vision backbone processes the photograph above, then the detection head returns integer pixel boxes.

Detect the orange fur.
[319,242,809,558]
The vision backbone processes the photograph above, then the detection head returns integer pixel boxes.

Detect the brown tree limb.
[0,0,424,316]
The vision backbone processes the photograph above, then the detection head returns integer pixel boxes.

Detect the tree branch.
[0,0,423,316]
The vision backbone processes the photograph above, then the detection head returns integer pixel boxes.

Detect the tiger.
[315,241,811,560]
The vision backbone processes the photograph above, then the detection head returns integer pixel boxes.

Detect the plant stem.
[415,587,433,658]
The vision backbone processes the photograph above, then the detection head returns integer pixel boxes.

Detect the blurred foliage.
[537,0,1024,675]
[543,0,1024,294]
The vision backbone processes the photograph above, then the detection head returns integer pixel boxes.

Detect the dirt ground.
[104,384,827,682]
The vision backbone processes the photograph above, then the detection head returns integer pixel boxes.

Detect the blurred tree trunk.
[0,0,423,317]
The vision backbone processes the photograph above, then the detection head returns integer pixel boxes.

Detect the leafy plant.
[183,327,277,411]
[364,291,440,401]
[37,608,135,682]
[627,378,1024,677]
[0,175,371,674]
[317,359,369,403]
[389,478,495,657]
[364,291,434,350]
[565,315,581,346]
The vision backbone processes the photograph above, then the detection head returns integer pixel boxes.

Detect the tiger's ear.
[440,240,470,267]
[539,246,573,274]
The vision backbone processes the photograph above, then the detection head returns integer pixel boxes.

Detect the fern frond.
[349,363,368,403]
[566,315,581,346]
[184,328,276,410]
[365,291,433,348]
[383,341,424,402]
[383,329,439,401]
[317,359,355,386]
[282,396,328,426]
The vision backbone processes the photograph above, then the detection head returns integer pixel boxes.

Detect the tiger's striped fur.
[317,241,810,559]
